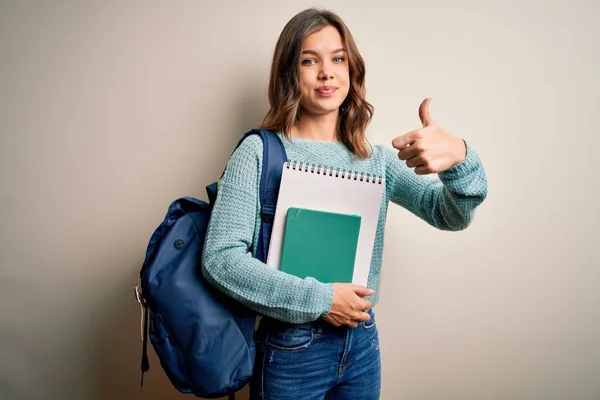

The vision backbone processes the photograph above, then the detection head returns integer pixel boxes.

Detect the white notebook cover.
[266,161,385,287]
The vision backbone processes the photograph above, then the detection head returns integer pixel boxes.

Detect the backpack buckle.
[260,204,275,223]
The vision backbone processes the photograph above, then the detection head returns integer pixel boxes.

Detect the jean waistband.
[259,308,375,332]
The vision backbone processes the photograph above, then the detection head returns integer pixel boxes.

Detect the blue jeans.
[249,310,381,399]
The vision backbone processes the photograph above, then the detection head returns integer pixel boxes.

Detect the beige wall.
[1,1,598,399]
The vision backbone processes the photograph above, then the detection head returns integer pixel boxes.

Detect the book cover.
[279,207,361,283]
[266,161,384,286]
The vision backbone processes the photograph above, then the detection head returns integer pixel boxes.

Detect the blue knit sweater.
[201,133,487,323]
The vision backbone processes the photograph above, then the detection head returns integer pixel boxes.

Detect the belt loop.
[315,321,323,335]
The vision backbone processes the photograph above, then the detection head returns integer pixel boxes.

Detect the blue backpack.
[134,129,287,399]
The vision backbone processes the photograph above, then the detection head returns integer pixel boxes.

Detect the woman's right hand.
[323,283,375,328]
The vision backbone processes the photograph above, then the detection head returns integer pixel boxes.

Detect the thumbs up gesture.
[392,98,467,175]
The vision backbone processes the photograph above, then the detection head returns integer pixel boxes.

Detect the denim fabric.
[249,310,381,400]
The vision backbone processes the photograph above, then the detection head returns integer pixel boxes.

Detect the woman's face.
[297,25,350,118]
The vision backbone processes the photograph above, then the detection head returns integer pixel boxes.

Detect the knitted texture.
[202,134,488,324]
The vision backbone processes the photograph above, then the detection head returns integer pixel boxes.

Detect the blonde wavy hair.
[260,8,374,159]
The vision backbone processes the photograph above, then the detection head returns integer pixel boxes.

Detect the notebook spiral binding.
[284,161,383,184]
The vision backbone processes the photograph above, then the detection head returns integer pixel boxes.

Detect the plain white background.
[1,1,598,399]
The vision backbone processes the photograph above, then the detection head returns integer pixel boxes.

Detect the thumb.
[353,286,376,297]
[418,97,435,127]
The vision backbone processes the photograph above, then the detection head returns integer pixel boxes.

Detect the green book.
[279,207,361,283]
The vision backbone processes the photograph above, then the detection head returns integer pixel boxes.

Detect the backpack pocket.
[149,312,191,391]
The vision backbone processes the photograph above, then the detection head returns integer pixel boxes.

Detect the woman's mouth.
[316,86,337,96]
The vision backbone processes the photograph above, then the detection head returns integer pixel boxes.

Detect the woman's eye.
[301,59,316,65]
[333,57,344,63]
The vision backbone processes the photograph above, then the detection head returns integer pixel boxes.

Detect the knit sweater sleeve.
[201,135,334,324]
[383,141,488,230]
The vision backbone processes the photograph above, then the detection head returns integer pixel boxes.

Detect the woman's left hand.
[392,98,467,175]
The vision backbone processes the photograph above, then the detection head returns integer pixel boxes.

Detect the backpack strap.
[255,129,287,263]
[232,129,287,263]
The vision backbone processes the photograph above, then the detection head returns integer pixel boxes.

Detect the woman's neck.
[290,111,339,142]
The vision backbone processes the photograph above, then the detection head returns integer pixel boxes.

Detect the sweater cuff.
[319,283,335,319]
[439,140,481,180]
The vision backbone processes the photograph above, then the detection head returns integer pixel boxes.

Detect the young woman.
[202,8,488,400]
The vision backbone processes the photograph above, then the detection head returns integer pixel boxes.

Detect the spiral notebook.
[266,161,385,287]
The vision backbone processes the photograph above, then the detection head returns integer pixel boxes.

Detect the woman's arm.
[201,135,334,324]
[384,142,488,231]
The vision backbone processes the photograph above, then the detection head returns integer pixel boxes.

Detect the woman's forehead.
[301,26,344,52]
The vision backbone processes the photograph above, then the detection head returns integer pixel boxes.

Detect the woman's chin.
[304,102,344,117]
